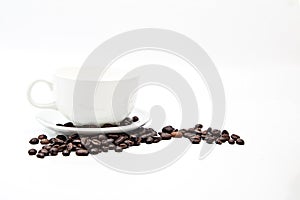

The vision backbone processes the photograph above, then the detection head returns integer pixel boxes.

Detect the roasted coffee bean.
[40,139,50,145]
[38,134,47,140]
[36,153,45,159]
[62,150,70,156]
[207,127,212,133]
[42,145,52,151]
[183,132,196,138]
[102,146,109,152]
[124,140,134,146]
[58,144,67,152]
[115,146,123,152]
[132,116,139,122]
[67,143,73,151]
[28,149,37,155]
[29,138,39,145]
[171,131,183,138]
[114,136,127,145]
[91,139,101,146]
[76,149,89,156]
[97,135,107,141]
[119,143,128,149]
[194,124,203,129]
[89,148,99,155]
[49,148,58,156]
[219,137,228,143]
[152,136,162,143]
[231,134,240,140]
[106,134,119,139]
[215,139,222,145]
[236,138,245,145]
[64,122,75,127]
[228,139,235,145]
[212,129,221,137]
[72,139,81,145]
[161,133,172,140]
[179,129,187,133]
[107,138,114,143]
[56,135,67,141]
[108,144,115,150]
[145,137,154,144]
[162,125,175,133]
[190,135,201,144]
[39,149,49,156]
[54,139,65,145]
[205,137,215,144]
[69,133,79,140]
[222,130,229,136]
[49,138,56,144]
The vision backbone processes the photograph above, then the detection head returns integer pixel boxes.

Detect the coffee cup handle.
[27,80,56,109]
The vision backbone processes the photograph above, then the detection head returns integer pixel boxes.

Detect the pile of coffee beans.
[28,117,245,159]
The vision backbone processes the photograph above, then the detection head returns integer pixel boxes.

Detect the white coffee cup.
[27,68,138,125]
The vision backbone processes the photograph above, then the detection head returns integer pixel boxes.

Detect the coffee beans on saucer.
[28,119,245,158]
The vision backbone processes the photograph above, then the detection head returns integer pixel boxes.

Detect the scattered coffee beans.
[28,118,245,158]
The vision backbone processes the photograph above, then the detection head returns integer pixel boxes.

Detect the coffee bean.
[162,125,175,133]
[106,134,119,139]
[236,139,245,145]
[107,138,114,144]
[64,122,75,127]
[228,139,235,145]
[38,134,47,140]
[132,116,139,122]
[36,153,45,159]
[161,133,172,140]
[89,148,99,155]
[91,139,101,146]
[98,135,107,141]
[119,143,128,149]
[42,145,52,151]
[69,133,80,140]
[67,143,73,151]
[108,144,115,150]
[190,135,201,144]
[215,139,222,145]
[145,137,154,144]
[183,132,196,138]
[56,123,64,126]
[207,127,212,133]
[231,134,240,140]
[194,124,203,129]
[76,149,89,156]
[29,138,39,145]
[212,129,221,137]
[171,131,183,138]
[58,144,67,152]
[114,136,127,145]
[39,149,49,156]
[56,135,67,141]
[28,149,37,155]
[62,150,70,156]
[115,146,123,152]
[40,139,50,145]
[49,148,58,156]
[54,139,65,145]
[72,139,81,145]
[124,140,134,146]
[219,137,228,143]
[222,130,229,136]
[152,136,162,143]
[102,146,109,152]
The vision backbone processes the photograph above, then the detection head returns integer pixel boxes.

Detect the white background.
[1,0,300,199]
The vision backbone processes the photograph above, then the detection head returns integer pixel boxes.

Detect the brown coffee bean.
[161,133,172,140]
[98,134,107,141]
[171,131,183,138]
[162,125,175,133]
[64,122,75,127]
[91,139,101,146]
[28,149,37,155]
[72,139,81,145]
[231,134,240,140]
[42,145,52,151]
[215,139,222,145]
[207,127,212,133]
[115,146,123,152]
[89,148,99,155]
[40,139,50,145]
[236,138,245,145]
[38,134,47,140]
[114,136,127,145]
[62,150,70,156]
[58,144,67,152]
[119,143,128,149]
[108,144,115,150]
[183,132,195,138]
[102,146,109,152]
[145,137,154,144]
[67,143,73,151]
[49,148,58,156]
[56,135,67,141]
[190,135,201,144]
[69,133,79,140]
[228,139,235,145]
[194,124,203,129]
[76,149,89,156]
[54,139,65,145]
[124,140,134,146]
[132,116,139,122]
[36,153,45,158]
[39,149,49,156]
[152,136,162,143]
[219,137,228,143]
[29,138,39,145]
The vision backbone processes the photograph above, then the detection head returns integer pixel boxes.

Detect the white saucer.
[36,108,150,135]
